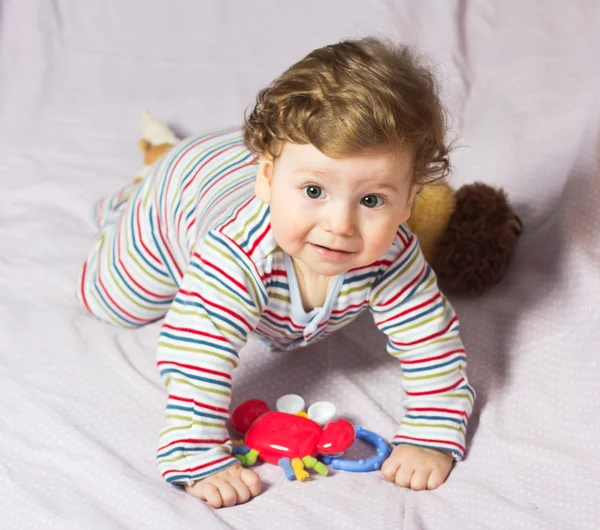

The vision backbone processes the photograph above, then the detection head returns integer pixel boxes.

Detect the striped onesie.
[78,128,475,486]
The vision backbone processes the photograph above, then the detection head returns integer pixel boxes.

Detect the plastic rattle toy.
[230,394,391,481]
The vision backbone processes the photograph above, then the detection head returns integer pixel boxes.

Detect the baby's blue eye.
[304,185,324,199]
[361,195,384,208]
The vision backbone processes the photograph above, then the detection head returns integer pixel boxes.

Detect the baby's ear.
[255,154,274,204]
[400,183,421,223]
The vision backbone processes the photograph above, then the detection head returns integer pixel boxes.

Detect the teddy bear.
[407,181,522,295]
[136,111,522,296]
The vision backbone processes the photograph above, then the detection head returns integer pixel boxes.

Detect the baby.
[78,37,475,508]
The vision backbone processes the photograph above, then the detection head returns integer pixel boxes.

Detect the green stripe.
[402,367,457,382]
[388,312,443,337]
[372,249,420,301]
[167,308,244,343]
[187,270,260,319]
[158,340,239,368]
[400,420,466,433]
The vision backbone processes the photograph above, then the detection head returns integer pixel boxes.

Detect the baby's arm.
[156,229,267,505]
[370,226,475,489]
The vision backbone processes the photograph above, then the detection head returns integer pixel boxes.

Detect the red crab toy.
[230,398,356,481]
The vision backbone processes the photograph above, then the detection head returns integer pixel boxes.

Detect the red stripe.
[392,435,464,453]
[135,200,162,265]
[167,394,229,413]
[379,260,426,309]
[79,261,92,313]
[349,258,393,273]
[157,360,232,380]
[164,132,239,229]
[262,309,303,329]
[154,203,183,280]
[396,227,411,247]
[115,218,174,300]
[331,300,367,315]
[405,377,466,397]
[178,289,252,329]
[221,195,255,231]
[400,348,466,365]
[193,252,248,294]
[197,159,256,205]
[248,222,270,255]
[162,455,234,477]
[96,264,150,324]
[160,323,230,344]
[408,407,469,419]
[378,292,441,325]
[391,316,458,348]
[186,175,253,234]
[158,438,230,454]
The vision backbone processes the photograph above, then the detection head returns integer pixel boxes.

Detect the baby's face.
[256,142,418,277]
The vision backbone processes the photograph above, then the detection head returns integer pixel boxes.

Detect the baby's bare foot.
[185,464,261,508]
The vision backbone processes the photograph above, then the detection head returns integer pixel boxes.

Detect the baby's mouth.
[311,243,352,254]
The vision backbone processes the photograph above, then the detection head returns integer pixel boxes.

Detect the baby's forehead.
[280,142,414,177]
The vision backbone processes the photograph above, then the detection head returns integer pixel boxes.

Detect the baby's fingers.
[241,469,262,497]
[381,458,401,482]
[217,482,238,508]
[426,468,448,490]
[186,482,223,508]
[409,469,431,491]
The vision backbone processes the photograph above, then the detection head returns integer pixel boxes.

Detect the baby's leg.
[78,174,184,327]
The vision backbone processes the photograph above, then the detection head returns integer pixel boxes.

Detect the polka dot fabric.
[1,1,599,529]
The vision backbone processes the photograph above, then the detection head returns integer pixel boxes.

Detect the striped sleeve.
[369,227,475,460]
[156,229,267,485]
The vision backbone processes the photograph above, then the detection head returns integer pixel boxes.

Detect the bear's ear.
[135,112,180,182]
[140,110,179,146]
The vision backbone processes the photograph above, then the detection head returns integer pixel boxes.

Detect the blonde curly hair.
[243,37,449,184]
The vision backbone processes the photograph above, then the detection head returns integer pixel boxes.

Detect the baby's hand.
[381,445,453,491]
[185,464,261,508]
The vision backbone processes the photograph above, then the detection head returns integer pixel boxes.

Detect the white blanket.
[1,1,599,528]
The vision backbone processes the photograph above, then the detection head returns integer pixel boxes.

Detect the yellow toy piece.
[291,458,310,481]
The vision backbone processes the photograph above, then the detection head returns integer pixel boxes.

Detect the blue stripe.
[91,280,140,327]
[239,206,269,249]
[261,314,300,335]
[165,460,238,484]
[375,240,419,288]
[401,355,467,374]
[379,300,443,333]
[159,331,238,356]
[160,368,232,388]
[404,414,466,426]
[208,231,268,307]
[189,261,255,307]
[166,404,228,421]
[171,298,248,339]
[126,193,169,278]
[149,205,180,283]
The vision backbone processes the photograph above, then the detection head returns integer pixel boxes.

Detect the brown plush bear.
[408,181,522,295]
[137,112,522,296]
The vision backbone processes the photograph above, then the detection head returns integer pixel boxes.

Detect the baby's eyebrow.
[293,168,328,177]
[366,181,401,193]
